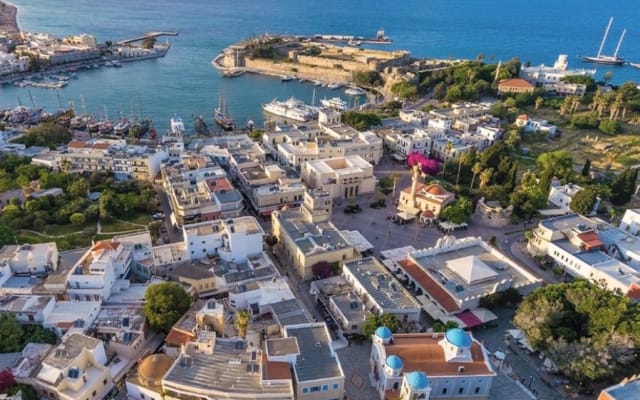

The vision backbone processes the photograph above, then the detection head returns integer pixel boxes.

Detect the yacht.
[320,97,348,111]
[262,97,318,122]
[113,118,131,136]
[345,86,366,96]
[582,17,626,65]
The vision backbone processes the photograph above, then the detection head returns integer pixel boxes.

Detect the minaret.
[410,163,420,205]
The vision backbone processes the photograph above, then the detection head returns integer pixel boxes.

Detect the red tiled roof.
[206,176,233,193]
[577,231,603,249]
[56,321,73,328]
[92,142,111,150]
[165,328,195,347]
[92,240,120,252]
[422,209,435,218]
[425,184,449,196]
[398,259,460,313]
[498,78,534,89]
[68,140,86,148]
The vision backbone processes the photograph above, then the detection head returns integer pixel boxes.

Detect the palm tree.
[234,310,250,338]
[479,168,494,189]
[441,141,453,175]
[470,162,482,190]
[534,97,544,110]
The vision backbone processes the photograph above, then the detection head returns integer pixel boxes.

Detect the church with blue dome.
[370,326,496,399]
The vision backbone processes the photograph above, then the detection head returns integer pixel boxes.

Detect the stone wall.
[472,197,513,227]
[243,58,353,82]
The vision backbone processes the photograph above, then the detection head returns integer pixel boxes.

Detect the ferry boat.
[170,115,185,136]
[320,97,348,111]
[582,17,626,65]
[262,97,318,122]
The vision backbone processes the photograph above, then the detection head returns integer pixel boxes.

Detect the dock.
[117,31,179,45]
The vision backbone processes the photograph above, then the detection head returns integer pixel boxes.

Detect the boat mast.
[597,17,613,58]
[613,29,626,58]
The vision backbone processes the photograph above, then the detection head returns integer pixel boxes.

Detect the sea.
[1,0,639,132]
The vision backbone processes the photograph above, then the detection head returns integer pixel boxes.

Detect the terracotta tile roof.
[165,328,195,347]
[424,184,450,196]
[92,142,111,150]
[92,240,120,252]
[398,259,459,313]
[56,321,73,328]
[383,332,494,376]
[577,231,603,249]
[384,390,402,400]
[68,140,86,149]
[498,78,534,89]
[206,176,233,193]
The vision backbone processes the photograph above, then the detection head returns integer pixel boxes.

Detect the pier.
[117,31,179,45]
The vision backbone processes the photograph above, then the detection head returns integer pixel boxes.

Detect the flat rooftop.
[163,340,293,396]
[93,304,145,332]
[277,209,349,256]
[343,257,421,311]
[42,333,101,370]
[285,323,342,382]
[266,337,300,357]
[267,298,311,327]
[331,293,366,324]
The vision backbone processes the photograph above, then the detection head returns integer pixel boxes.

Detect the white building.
[370,327,496,399]
[342,257,422,323]
[34,334,113,400]
[0,295,55,324]
[183,216,264,263]
[301,155,376,199]
[620,209,640,236]
[392,127,444,158]
[0,243,58,274]
[548,182,583,210]
[515,114,558,136]
[395,236,541,324]
[520,54,595,85]
[0,53,30,76]
[528,214,640,298]
[66,240,134,302]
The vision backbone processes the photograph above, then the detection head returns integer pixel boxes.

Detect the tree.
[13,123,72,149]
[234,310,250,338]
[470,162,482,190]
[440,197,472,224]
[570,188,598,215]
[610,168,638,205]
[0,225,16,247]
[341,111,381,131]
[534,96,544,110]
[311,261,333,279]
[69,212,86,226]
[0,314,23,353]
[598,119,620,135]
[603,71,613,85]
[479,168,493,189]
[581,159,591,177]
[362,313,402,337]
[143,282,192,333]
[432,320,459,332]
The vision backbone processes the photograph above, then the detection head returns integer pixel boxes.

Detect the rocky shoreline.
[0,1,19,34]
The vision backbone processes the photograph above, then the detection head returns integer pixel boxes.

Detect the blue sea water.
[1,0,639,131]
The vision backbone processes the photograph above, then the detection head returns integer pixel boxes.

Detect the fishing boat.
[113,118,131,135]
[99,120,113,134]
[582,17,626,65]
[194,115,210,135]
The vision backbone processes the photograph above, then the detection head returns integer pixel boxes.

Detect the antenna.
[597,17,613,58]
[613,29,626,58]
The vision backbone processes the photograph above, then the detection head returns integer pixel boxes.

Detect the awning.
[396,211,417,221]
[455,310,484,328]
[470,307,498,323]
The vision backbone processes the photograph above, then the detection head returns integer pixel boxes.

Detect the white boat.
[281,75,295,81]
[327,82,342,90]
[113,119,131,135]
[262,97,319,122]
[313,80,323,86]
[320,97,348,111]
[170,115,185,136]
[345,86,366,96]
[629,63,640,69]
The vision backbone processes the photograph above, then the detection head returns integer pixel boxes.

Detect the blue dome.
[375,326,392,339]
[406,371,429,390]
[445,328,472,348]
[385,355,403,370]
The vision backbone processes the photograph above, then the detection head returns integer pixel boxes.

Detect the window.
[322,385,329,391]
[92,390,97,397]
[333,383,339,390]
[475,387,480,394]
[302,388,309,393]
[310,385,322,392]
[442,388,447,395]
[458,387,464,394]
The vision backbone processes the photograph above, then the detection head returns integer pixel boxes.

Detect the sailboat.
[214,90,234,131]
[582,17,626,65]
